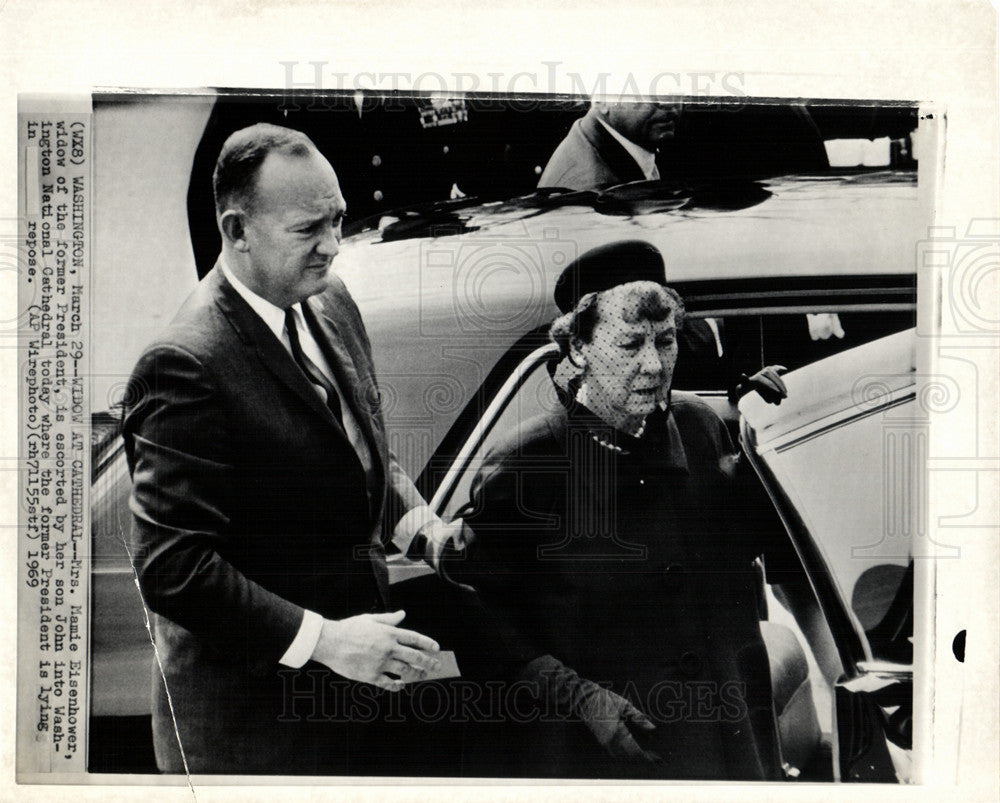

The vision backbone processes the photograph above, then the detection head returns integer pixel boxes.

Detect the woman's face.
[572,286,678,430]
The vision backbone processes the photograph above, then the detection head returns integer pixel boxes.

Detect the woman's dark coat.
[451,391,784,780]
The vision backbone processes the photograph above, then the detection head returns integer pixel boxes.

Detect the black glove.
[737,364,788,405]
[523,655,661,762]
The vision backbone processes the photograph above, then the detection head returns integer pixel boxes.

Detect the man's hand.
[311,609,441,691]
[738,364,788,405]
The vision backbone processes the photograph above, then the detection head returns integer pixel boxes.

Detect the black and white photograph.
[5,2,999,799]
[30,88,932,781]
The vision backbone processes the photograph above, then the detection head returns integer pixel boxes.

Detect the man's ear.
[220,210,249,252]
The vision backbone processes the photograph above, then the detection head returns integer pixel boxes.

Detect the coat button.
[663,563,684,582]
[680,651,703,677]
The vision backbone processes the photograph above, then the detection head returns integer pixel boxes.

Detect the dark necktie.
[284,307,343,423]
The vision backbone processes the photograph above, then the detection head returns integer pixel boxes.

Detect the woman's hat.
[553,240,666,313]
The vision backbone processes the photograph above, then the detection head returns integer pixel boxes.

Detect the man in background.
[537,100,681,189]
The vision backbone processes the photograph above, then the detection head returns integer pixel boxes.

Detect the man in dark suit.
[123,124,444,774]
[537,101,681,190]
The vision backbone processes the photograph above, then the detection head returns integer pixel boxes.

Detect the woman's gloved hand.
[523,655,662,762]
[738,364,788,405]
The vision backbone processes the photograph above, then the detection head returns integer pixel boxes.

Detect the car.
[89,163,924,779]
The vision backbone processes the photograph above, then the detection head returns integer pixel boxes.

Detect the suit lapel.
[580,109,648,185]
[210,264,345,430]
[258,324,345,427]
[207,261,390,606]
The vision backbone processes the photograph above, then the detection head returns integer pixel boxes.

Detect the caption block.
[18,110,91,775]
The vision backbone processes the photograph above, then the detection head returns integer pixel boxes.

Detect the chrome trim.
[856,660,913,676]
[768,390,916,454]
[430,343,560,515]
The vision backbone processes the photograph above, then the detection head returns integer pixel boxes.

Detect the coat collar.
[562,395,690,473]
[578,107,648,186]
[593,115,658,179]
[217,255,289,342]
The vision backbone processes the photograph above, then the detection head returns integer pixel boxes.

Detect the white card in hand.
[413,649,460,682]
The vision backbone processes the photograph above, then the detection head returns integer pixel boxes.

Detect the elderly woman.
[436,241,788,780]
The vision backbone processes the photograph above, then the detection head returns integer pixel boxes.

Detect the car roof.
[335,170,920,316]
[739,327,916,446]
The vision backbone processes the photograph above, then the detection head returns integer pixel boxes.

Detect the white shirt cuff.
[433,519,467,570]
[278,609,324,668]
[391,505,438,554]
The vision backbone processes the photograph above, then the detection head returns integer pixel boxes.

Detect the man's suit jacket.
[123,262,424,774]
[537,107,647,191]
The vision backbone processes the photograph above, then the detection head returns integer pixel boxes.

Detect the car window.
[672,310,915,393]
[757,398,914,664]
[759,310,915,376]
[438,352,561,522]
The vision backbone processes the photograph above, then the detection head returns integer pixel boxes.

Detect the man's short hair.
[212,123,316,217]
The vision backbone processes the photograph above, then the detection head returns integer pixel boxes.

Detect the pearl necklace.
[589,418,647,453]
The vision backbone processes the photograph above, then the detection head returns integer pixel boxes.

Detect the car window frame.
[429,342,559,515]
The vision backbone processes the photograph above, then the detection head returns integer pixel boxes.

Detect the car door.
[739,328,917,782]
